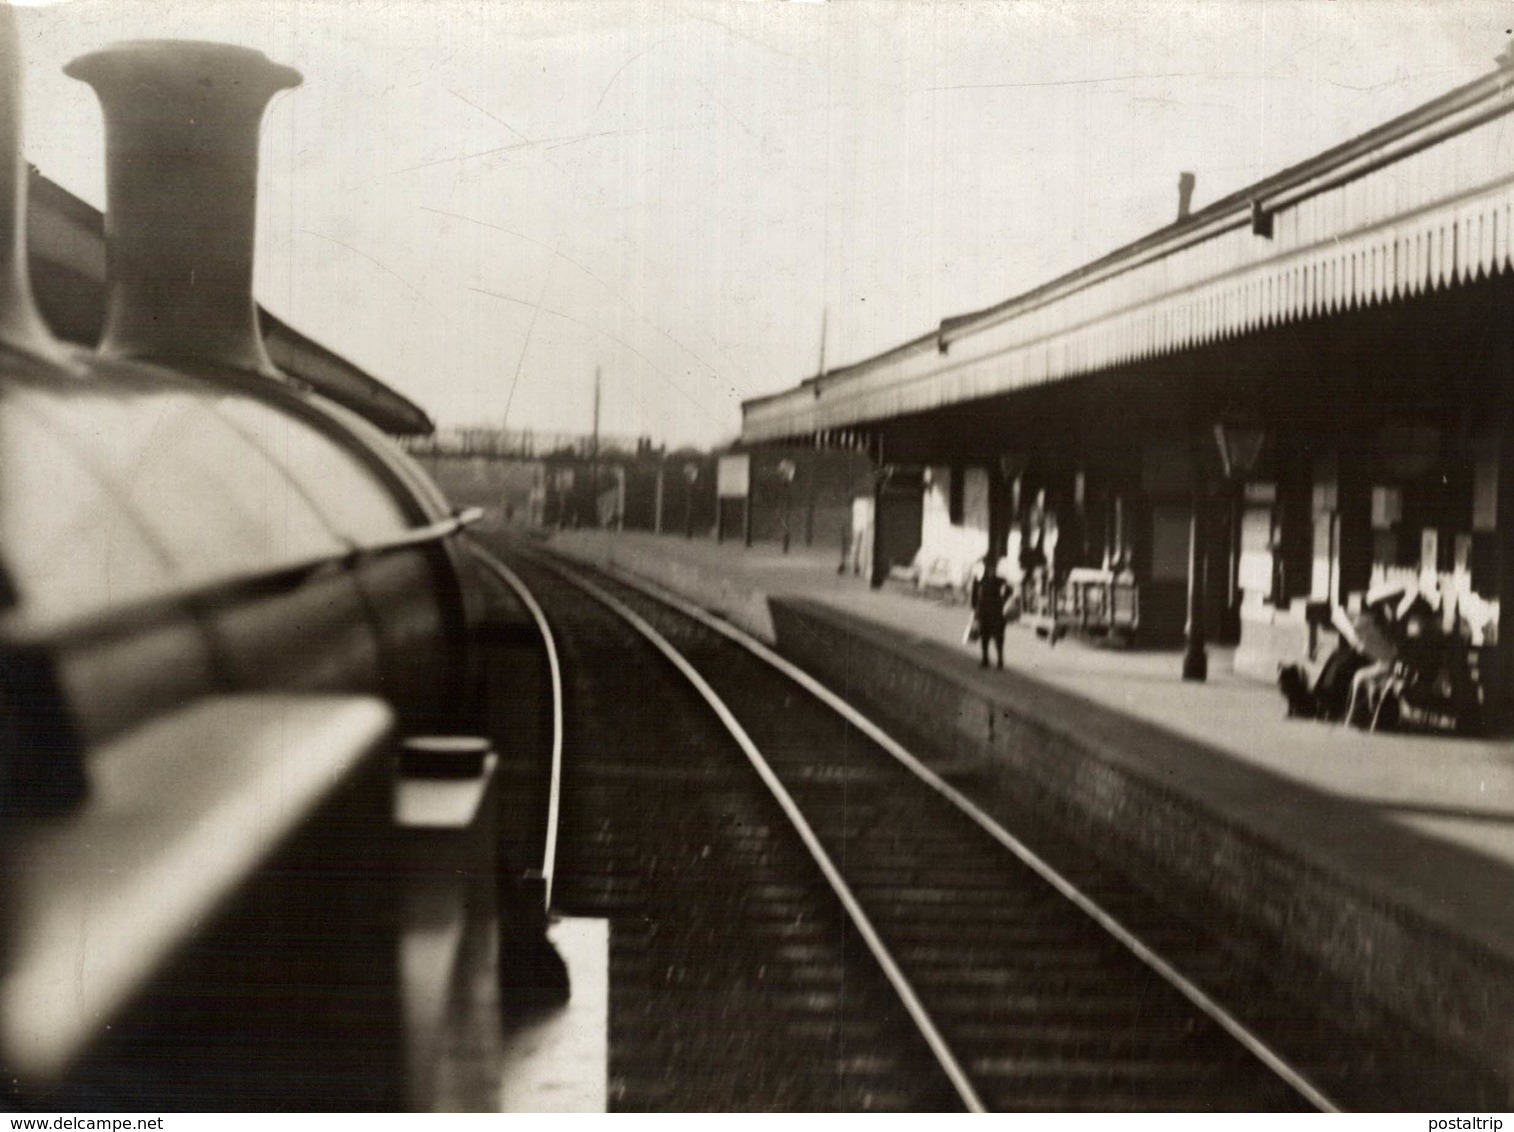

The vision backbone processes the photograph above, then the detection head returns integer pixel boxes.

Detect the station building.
[742,60,1514,720]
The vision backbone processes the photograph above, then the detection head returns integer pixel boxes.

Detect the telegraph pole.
[809,309,827,548]
[654,449,665,534]
[590,365,601,529]
[817,307,827,380]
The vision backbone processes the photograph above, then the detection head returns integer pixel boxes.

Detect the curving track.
[480,540,1487,1112]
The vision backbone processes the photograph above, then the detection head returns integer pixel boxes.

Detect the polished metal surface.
[0,21,502,1109]
[0,4,67,366]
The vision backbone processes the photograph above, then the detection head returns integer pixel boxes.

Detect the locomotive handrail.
[363,506,484,555]
[0,507,484,651]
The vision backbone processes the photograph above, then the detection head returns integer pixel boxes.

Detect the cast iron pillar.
[1182,463,1209,682]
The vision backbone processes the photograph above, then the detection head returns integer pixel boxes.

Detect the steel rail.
[468,545,566,912]
[542,556,988,1113]
[574,555,1344,1115]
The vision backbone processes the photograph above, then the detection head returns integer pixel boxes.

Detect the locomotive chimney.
[0,5,67,364]
[65,41,300,377]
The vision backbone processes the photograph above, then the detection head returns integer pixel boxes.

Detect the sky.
[11,0,1513,447]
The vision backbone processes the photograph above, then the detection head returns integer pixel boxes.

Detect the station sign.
[717,454,750,499]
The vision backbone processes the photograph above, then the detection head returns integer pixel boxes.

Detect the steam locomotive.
[0,13,544,1112]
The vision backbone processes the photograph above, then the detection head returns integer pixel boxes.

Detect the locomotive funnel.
[0,4,68,365]
[65,41,301,377]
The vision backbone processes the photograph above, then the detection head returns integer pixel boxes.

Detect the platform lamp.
[998,453,1029,480]
[998,452,1030,557]
[998,452,1030,501]
[1375,424,1440,480]
[1213,418,1267,481]
[777,458,797,553]
[1184,416,1268,681]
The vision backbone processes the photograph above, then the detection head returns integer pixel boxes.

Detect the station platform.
[543,527,1514,1096]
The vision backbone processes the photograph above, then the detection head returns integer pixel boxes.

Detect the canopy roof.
[744,64,1514,445]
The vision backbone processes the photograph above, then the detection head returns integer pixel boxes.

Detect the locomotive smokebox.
[65,41,300,377]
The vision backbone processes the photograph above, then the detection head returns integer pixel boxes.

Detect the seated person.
[1279,582,1407,722]
[1340,583,1408,727]
[1386,591,1482,733]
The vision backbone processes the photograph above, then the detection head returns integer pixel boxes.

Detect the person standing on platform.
[970,553,1012,669]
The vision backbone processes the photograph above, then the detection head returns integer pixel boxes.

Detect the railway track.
[483,541,1486,1111]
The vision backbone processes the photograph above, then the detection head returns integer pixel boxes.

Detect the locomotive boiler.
[0,11,542,1111]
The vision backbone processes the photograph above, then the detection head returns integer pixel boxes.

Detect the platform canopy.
[744,65,1514,446]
